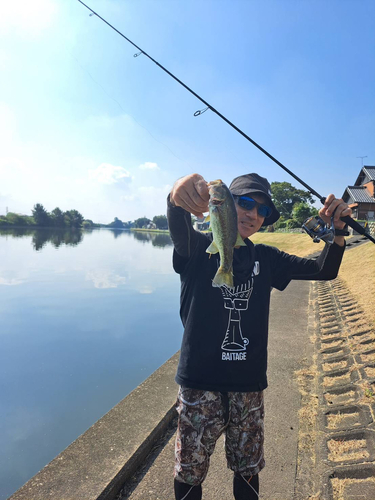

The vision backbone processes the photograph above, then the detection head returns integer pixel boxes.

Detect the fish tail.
[213,266,234,288]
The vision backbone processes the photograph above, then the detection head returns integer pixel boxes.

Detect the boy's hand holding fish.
[170,173,210,218]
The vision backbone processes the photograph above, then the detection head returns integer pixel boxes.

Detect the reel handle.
[320,196,375,244]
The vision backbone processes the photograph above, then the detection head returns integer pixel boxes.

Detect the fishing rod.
[77,0,375,244]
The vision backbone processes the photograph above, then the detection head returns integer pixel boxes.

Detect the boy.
[167,173,351,500]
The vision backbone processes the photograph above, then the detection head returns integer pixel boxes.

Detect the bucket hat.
[229,173,280,226]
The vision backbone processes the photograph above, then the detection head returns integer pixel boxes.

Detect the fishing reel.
[302,215,335,244]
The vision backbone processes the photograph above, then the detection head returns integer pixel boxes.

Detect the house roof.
[343,186,375,204]
[354,165,375,186]
[363,166,375,181]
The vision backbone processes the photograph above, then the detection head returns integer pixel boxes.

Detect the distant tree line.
[0,204,91,228]
[107,214,168,230]
[0,204,168,231]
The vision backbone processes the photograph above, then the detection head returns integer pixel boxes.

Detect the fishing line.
[77,0,375,244]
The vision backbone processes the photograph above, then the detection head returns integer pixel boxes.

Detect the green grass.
[131,228,169,233]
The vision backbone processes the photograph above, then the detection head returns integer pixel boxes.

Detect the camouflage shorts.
[174,387,265,486]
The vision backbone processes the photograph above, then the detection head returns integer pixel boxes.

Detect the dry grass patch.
[346,320,369,330]
[322,360,347,372]
[364,366,375,378]
[321,319,337,326]
[303,493,322,500]
[350,323,372,333]
[321,340,343,349]
[322,350,345,361]
[327,438,369,461]
[321,329,341,337]
[322,339,344,349]
[326,411,359,429]
[360,351,375,363]
[295,367,317,396]
[345,315,364,323]
[323,372,351,387]
[324,390,356,405]
[357,381,375,403]
[250,232,318,257]
[294,364,319,466]
[318,299,333,305]
[331,477,375,500]
[339,243,375,331]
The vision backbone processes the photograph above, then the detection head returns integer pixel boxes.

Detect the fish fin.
[206,240,219,254]
[235,232,246,247]
[204,214,210,223]
[212,266,234,288]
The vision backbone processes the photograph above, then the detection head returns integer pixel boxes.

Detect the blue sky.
[1,0,374,223]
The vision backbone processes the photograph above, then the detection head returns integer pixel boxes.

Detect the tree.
[134,216,150,228]
[153,215,168,229]
[292,202,319,226]
[82,219,94,229]
[6,212,26,226]
[64,209,84,228]
[51,207,65,227]
[271,182,313,219]
[32,203,50,226]
[108,217,124,228]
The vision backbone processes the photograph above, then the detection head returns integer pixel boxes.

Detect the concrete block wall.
[368,221,375,236]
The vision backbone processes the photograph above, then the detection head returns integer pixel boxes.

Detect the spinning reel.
[302,215,335,245]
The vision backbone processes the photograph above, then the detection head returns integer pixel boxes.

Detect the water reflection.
[0,226,180,499]
[0,228,173,249]
[132,230,173,248]
[0,228,83,250]
[33,228,83,251]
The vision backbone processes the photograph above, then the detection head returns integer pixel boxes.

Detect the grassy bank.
[249,232,320,257]
[339,242,375,329]
[131,228,169,234]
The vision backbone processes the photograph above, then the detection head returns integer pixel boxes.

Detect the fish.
[205,179,246,288]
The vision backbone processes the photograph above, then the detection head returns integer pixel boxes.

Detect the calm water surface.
[0,228,182,500]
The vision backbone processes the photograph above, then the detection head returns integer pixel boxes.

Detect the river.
[0,228,182,500]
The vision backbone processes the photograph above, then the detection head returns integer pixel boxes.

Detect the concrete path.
[125,280,312,500]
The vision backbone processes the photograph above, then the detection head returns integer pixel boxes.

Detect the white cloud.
[139,162,160,170]
[85,269,127,289]
[0,277,24,286]
[138,285,154,294]
[89,163,132,185]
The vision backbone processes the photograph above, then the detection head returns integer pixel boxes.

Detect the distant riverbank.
[131,228,169,234]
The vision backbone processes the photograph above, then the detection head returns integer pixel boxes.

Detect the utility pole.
[357,156,368,167]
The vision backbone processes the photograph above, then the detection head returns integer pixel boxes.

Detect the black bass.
[206,179,246,288]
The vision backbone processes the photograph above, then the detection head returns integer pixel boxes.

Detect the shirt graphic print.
[219,261,260,362]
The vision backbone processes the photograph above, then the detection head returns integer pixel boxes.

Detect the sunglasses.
[234,196,273,218]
